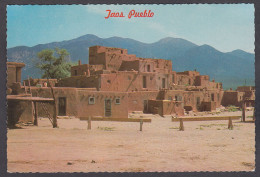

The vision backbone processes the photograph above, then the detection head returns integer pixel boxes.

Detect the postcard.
[6,4,255,172]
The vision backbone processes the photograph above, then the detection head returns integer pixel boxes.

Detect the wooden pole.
[88,116,91,130]
[140,119,143,131]
[23,81,27,94]
[253,107,256,121]
[228,117,233,130]
[33,101,38,126]
[242,101,246,122]
[48,78,58,128]
[179,118,184,131]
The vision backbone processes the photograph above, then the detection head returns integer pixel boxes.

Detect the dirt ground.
[7,111,255,172]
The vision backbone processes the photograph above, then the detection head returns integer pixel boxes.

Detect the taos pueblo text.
[105,10,154,19]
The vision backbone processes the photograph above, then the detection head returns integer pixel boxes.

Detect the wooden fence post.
[242,101,246,122]
[88,116,91,130]
[140,119,143,131]
[228,117,233,130]
[253,107,256,121]
[179,118,184,131]
[33,101,38,126]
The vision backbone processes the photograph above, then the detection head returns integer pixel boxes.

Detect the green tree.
[36,48,73,79]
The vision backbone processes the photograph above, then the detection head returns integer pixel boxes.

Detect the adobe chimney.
[78,60,81,65]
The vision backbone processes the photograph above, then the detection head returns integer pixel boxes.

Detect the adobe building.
[55,46,224,117]
[7,62,25,89]
[6,46,255,124]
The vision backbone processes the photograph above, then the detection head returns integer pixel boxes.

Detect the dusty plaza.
[7,111,255,172]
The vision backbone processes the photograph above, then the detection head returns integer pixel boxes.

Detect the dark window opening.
[211,93,214,101]
[196,97,200,105]
[162,78,166,88]
[196,97,200,110]
[147,65,151,72]
[143,76,147,88]
[115,98,120,104]
[74,70,77,76]
[175,95,182,101]
[89,97,95,104]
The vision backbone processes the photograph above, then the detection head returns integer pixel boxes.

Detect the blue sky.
[7,4,254,53]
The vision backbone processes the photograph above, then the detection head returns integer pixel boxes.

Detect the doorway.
[143,100,148,113]
[162,78,166,88]
[105,99,112,117]
[58,97,66,116]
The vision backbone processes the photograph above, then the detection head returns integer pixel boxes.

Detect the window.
[74,70,77,76]
[211,93,215,101]
[175,95,182,101]
[162,78,166,88]
[88,97,95,104]
[143,76,147,88]
[147,65,151,72]
[196,97,200,105]
[172,75,175,83]
[115,98,120,104]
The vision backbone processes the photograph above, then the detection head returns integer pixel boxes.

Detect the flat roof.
[7,62,25,67]
[7,95,54,102]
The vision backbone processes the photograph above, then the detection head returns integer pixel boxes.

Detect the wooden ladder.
[40,102,54,125]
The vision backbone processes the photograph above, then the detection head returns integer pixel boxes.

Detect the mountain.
[7,34,255,90]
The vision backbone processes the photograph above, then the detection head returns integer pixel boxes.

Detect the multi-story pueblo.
[7,46,255,126]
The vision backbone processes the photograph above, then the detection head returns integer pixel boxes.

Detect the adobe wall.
[200,101,216,111]
[119,60,139,71]
[156,73,170,89]
[176,71,200,86]
[221,91,244,107]
[176,74,194,86]
[30,87,80,117]
[89,46,136,71]
[7,100,33,126]
[194,75,210,86]
[170,71,177,85]
[57,76,100,89]
[7,65,16,88]
[237,86,255,92]
[71,64,104,77]
[127,91,159,113]
[7,62,25,88]
[99,72,158,92]
[147,100,184,117]
[77,90,128,118]
[161,89,222,112]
